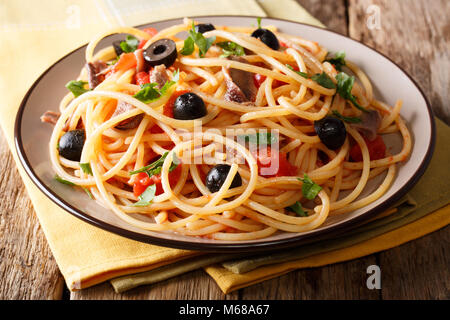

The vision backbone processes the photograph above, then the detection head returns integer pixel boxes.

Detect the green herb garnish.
[285,65,335,89]
[285,64,309,78]
[331,110,361,123]
[130,152,180,177]
[217,41,245,58]
[325,51,346,71]
[310,72,336,89]
[335,72,368,112]
[133,69,179,103]
[83,187,94,199]
[286,201,308,217]
[79,162,93,175]
[257,17,262,29]
[298,174,322,200]
[180,22,216,57]
[119,35,139,53]
[237,132,278,145]
[133,184,156,207]
[54,175,76,186]
[66,80,89,97]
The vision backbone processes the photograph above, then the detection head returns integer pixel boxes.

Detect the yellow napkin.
[0,0,322,291]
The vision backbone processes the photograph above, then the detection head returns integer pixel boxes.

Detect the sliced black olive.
[205,164,242,193]
[173,92,207,120]
[58,129,85,161]
[251,28,280,50]
[314,116,347,150]
[113,40,124,56]
[143,38,177,68]
[194,23,215,34]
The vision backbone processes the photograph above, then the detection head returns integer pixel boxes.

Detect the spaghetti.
[45,18,412,241]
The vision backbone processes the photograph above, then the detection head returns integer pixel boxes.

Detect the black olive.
[112,40,124,56]
[251,28,280,50]
[194,23,215,34]
[143,38,177,68]
[58,129,85,161]
[205,164,242,193]
[314,116,347,150]
[173,92,207,120]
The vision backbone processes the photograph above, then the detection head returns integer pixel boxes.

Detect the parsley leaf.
[133,83,160,103]
[286,64,309,78]
[130,152,180,177]
[325,51,346,71]
[257,17,262,29]
[54,175,76,186]
[79,162,93,175]
[66,80,89,97]
[180,22,216,57]
[217,41,245,58]
[310,72,336,89]
[83,187,94,199]
[286,201,308,217]
[120,35,139,53]
[180,36,195,55]
[335,72,368,112]
[331,110,361,123]
[298,174,322,200]
[237,133,278,145]
[133,184,156,207]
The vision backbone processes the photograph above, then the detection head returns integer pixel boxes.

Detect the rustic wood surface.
[0,0,449,300]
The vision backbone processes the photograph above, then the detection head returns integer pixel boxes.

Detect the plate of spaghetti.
[15,16,435,251]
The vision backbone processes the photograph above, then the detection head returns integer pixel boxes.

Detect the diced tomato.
[136,71,150,85]
[349,135,386,162]
[252,146,297,177]
[163,90,190,118]
[280,41,289,48]
[133,161,182,197]
[113,52,137,73]
[138,40,147,49]
[142,27,158,36]
[150,125,164,133]
[137,28,158,49]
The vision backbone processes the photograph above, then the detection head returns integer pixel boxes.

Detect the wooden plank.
[240,256,380,299]
[348,0,450,299]
[0,133,64,299]
[348,0,450,124]
[70,269,239,300]
[297,0,348,35]
[379,226,450,299]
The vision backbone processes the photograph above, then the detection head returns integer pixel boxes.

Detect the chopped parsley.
[66,80,89,97]
[325,51,346,71]
[130,152,180,177]
[133,184,156,207]
[286,201,308,217]
[298,174,322,200]
[133,69,179,103]
[285,65,335,89]
[119,35,139,53]
[217,41,245,58]
[180,22,216,57]
[79,162,93,175]
[335,72,368,112]
[54,175,76,186]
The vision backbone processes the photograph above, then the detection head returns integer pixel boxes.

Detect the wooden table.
[0,0,448,300]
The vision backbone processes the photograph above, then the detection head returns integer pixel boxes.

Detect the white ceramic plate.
[15,16,435,252]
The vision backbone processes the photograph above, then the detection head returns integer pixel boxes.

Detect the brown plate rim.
[14,15,436,253]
